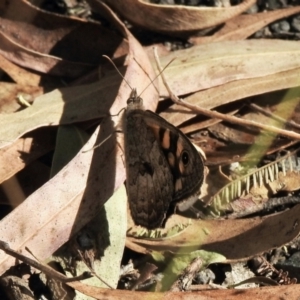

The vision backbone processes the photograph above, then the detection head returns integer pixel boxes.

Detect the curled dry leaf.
[0,53,41,86]
[0,0,128,76]
[93,0,256,33]
[61,283,300,300]
[127,204,300,261]
[185,67,300,112]
[0,129,56,185]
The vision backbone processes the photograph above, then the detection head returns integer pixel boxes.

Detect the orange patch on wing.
[149,125,160,140]
[161,130,170,149]
[176,137,184,158]
[177,137,185,174]
[175,178,182,192]
[179,160,185,174]
[167,152,175,168]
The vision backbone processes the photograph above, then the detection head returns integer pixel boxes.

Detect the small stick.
[170,257,203,292]
[0,241,93,283]
[227,196,300,219]
[153,48,300,141]
[76,250,114,289]
[249,102,300,130]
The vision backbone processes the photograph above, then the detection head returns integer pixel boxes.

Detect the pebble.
[270,20,290,33]
[291,15,300,32]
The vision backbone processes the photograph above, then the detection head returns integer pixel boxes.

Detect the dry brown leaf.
[0,123,127,276]
[156,39,300,98]
[161,68,300,133]
[2,39,298,149]
[0,59,157,149]
[190,6,300,44]
[264,171,300,194]
[0,4,158,275]
[68,185,127,291]
[0,78,119,148]
[0,82,43,113]
[0,129,56,185]
[153,40,300,128]
[181,67,300,125]
[0,127,100,274]
[127,204,300,261]
[59,283,300,300]
[0,53,42,86]
[94,0,256,33]
[0,0,128,77]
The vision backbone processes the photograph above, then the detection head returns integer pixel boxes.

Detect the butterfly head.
[127,88,144,111]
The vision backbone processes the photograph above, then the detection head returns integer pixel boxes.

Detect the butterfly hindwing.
[142,110,204,202]
[125,108,174,229]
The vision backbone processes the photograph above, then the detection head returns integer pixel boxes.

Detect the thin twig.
[170,257,203,292]
[249,102,300,130]
[227,196,300,219]
[0,241,93,283]
[153,48,300,141]
[77,249,114,289]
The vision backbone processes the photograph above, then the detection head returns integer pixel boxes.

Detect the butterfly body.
[124,89,204,229]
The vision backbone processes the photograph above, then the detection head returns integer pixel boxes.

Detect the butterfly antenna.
[102,55,133,90]
[138,56,176,97]
[103,53,175,97]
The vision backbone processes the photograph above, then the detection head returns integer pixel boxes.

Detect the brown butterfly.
[124,88,204,229]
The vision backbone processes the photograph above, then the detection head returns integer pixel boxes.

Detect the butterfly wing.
[125,106,205,229]
[142,110,204,204]
[125,109,174,229]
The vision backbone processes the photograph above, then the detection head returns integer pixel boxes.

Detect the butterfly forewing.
[125,108,174,229]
